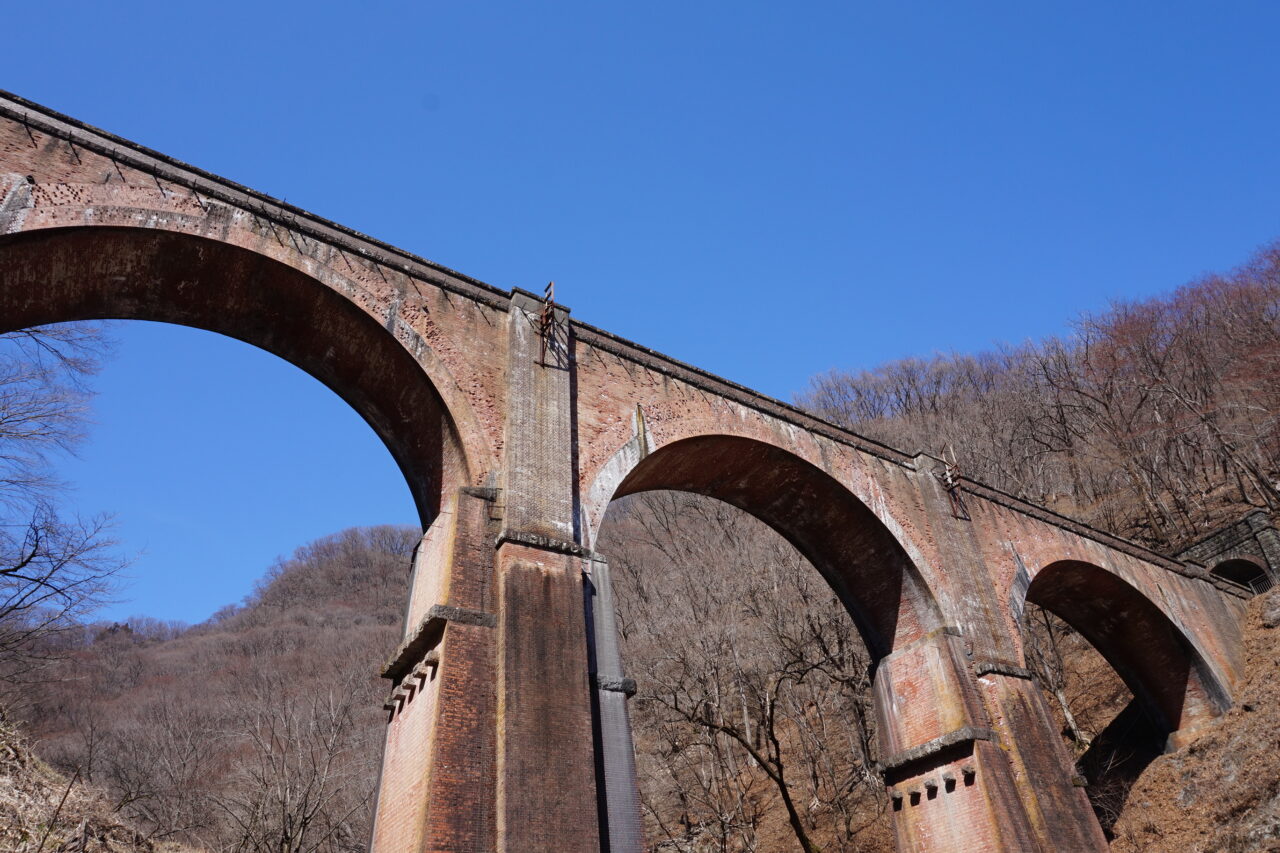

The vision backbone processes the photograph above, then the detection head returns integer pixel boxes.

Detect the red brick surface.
[875,630,986,757]
[976,672,1108,850]
[889,741,1041,852]
[373,489,498,851]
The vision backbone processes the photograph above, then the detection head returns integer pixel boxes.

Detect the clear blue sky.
[4,3,1280,623]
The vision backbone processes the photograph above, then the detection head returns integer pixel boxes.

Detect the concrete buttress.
[494,290,601,852]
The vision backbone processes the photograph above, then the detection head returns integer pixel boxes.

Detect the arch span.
[1023,560,1229,736]
[0,225,467,523]
[1211,557,1272,594]
[594,433,942,658]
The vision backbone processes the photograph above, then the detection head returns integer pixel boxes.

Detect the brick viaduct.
[0,92,1254,852]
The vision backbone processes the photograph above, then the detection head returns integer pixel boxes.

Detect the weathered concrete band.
[495,529,587,557]
[881,726,998,773]
[594,675,638,697]
[974,661,1036,680]
[381,603,497,681]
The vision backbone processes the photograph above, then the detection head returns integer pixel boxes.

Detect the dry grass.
[1109,589,1280,852]
[0,713,197,853]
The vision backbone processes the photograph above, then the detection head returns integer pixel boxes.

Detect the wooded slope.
[800,242,1280,552]
[18,526,415,853]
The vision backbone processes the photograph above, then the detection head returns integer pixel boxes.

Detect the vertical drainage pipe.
[585,554,644,853]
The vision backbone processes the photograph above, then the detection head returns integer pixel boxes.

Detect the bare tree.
[0,323,121,686]
[797,240,1280,552]
[601,492,888,853]
[211,675,379,853]
[23,526,414,852]
[0,509,123,681]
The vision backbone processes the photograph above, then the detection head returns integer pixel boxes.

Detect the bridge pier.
[371,489,500,852]
[876,629,1039,852]
[491,288,601,852]
[585,555,645,853]
[974,667,1109,850]
[875,628,1107,852]
[370,486,604,853]
[493,539,601,852]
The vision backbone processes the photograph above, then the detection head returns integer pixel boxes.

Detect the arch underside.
[1026,561,1226,734]
[1212,558,1272,593]
[612,435,941,658]
[0,226,464,523]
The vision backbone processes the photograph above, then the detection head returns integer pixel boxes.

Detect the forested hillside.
[799,241,1280,552]
[0,711,185,853]
[16,527,415,853]
[600,493,892,853]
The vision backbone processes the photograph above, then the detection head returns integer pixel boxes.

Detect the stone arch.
[1021,560,1229,737]
[0,224,470,524]
[1211,557,1272,594]
[586,432,943,659]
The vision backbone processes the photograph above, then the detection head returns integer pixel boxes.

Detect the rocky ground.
[1110,588,1280,852]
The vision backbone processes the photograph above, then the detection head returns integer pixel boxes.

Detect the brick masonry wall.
[372,650,442,851]
[976,672,1107,850]
[1177,510,1280,588]
[888,740,1041,852]
[373,489,499,851]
